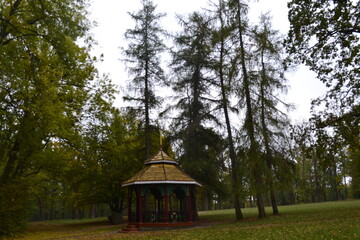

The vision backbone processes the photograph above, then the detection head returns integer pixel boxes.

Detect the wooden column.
[164,185,169,222]
[188,185,192,222]
[128,187,132,222]
[138,185,143,223]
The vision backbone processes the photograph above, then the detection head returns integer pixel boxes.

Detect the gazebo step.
[121,224,140,233]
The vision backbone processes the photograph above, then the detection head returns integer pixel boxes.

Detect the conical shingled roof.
[144,149,178,165]
[122,149,201,187]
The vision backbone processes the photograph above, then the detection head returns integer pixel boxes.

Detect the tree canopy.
[286,0,359,123]
[286,0,360,199]
[0,0,97,235]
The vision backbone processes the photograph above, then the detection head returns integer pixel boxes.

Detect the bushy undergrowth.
[0,181,29,239]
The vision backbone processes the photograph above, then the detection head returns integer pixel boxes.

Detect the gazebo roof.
[144,149,178,165]
[122,149,201,187]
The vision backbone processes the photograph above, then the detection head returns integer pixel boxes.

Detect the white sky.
[88,0,327,123]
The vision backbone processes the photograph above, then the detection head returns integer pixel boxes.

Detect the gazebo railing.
[143,211,165,222]
[129,210,189,223]
[169,211,187,222]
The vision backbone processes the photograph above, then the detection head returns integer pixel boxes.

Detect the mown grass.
[8,200,360,240]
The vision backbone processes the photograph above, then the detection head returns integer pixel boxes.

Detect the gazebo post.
[188,185,192,222]
[165,185,169,223]
[138,185,143,223]
[128,186,131,223]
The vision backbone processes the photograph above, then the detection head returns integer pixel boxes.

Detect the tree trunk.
[89,204,96,219]
[332,161,339,201]
[312,150,321,202]
[249,195,253,207]
[201,192,209,211]
[108,196,125,224]
[38,197,45,221]
[256,193,266,218]
[269,185,279,215]
[108,211,125,225]
[343,174,348,199]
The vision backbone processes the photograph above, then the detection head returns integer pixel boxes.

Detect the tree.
[81,108,144,224]
[291,121,351,203]
[291,122,317,203]
[167,12,227,210]
[211,0,243,220]
[227,0,266,218]
[286,0,360,198]
[250,13,293,215]
[0,0,95,236]
[123,0,166,160]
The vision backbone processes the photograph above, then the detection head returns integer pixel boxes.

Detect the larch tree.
[250,13,292,215]
[123,0,166,160]
[168,12,226,209]
[211,0,244,220]
[227,0,266,218]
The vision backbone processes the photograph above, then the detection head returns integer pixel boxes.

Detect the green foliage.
[350,148,360,198]
[286,0,359,106]
[0,0,95,180]
[0,0,95,236]
[0,180,29,237]
[286,1,360,193]
[23,105,146,224]
[291,122,351,202]
[80,108,144,214]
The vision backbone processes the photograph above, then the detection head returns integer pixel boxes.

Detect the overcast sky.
[88,0,327,123]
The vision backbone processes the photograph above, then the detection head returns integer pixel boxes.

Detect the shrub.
[0,180,30,238]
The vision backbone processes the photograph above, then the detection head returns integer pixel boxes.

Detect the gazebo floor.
[121,221,197,232]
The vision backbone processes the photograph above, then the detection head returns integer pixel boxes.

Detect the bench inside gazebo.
[121,148,201,232]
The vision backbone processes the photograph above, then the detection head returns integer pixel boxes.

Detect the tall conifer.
[123,0,166,159]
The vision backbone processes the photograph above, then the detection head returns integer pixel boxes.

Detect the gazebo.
[121,148,201,231]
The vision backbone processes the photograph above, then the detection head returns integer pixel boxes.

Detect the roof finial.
[160,129,163,150]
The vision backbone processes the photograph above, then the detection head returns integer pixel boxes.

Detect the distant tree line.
[0,0,358,238]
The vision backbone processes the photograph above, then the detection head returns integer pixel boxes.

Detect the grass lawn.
[7,200,360,240]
